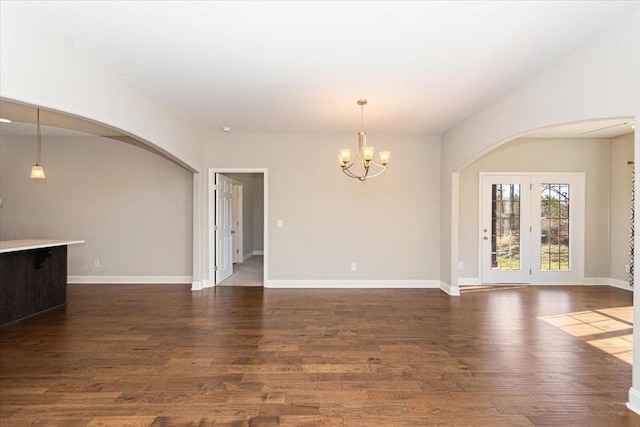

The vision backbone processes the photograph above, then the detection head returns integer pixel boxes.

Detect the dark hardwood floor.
[1,284,638,426]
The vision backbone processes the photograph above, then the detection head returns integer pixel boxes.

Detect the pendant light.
[30,108,45,179]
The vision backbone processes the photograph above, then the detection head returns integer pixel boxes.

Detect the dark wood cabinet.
[0,246,68,326]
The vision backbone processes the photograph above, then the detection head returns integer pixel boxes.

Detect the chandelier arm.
[342,164,388,181]
[341,167,360,179]
[341,162,368,178]
[363,165,387,179]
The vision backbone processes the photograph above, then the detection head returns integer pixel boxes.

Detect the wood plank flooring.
[1,284,638,426]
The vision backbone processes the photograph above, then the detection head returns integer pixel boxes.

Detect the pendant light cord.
[36,108,41,165]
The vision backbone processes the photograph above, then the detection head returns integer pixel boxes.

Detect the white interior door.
[481,173,584,284]
[215,173,234,284]
[481,175,531,283]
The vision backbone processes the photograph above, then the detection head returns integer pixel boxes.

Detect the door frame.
[209,168,268,287]
[232,183,243,264]
[479,172,585,285]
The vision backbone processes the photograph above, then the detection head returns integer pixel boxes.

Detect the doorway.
[210,169,267,286]
[480,173,585,284]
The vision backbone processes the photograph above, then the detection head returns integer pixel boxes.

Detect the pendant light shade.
[30,165,45,179]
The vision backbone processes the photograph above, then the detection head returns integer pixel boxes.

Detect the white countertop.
[0,239,85,254]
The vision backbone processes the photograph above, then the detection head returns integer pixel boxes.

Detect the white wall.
[0,135,193,280]
[253,175,265,253]
[610,133,635,282]
[459,138,613,281]
[0,7,203,172]
[206,132,441,283]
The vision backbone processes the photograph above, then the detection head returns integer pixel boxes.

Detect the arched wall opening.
[454,117,635,289]
[0,99,196,283]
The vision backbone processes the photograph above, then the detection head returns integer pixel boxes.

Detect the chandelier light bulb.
[379,151,391,166]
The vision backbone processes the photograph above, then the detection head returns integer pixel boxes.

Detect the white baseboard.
[191,279,213,291]
[241,250,264,262]
[265,279,440,289]
[440,281,460,296]
[609,278,634,290]
[68,275,192,284]
[628,387,640,415]
[584,277,633,291]
[584,277,612,285]
[455,276,632,291]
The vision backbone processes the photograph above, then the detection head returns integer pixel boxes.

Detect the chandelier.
[339,99,390,181]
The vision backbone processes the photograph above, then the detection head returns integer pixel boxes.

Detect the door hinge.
[214,266,219,271]
[530,226,532,232]
[529,268,532,275]
[214,225,218,231]
[530,183,533,190]
[213,184,218,190]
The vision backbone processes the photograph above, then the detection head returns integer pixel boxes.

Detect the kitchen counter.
[0,239,84,325]
[0,239,85,253]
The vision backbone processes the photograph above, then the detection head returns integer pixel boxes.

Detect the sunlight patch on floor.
[538,306,633,364]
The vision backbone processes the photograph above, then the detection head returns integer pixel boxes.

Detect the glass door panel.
[491,184,522,271]
[540,183,570,270]
[531,175,584,283]
[481,175,531,283]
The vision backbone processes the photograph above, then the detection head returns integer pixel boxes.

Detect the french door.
[481,173,584,284]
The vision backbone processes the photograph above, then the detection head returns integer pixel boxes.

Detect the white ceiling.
[1,1,638,137]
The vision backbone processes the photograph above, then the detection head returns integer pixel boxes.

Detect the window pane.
[491,184,521,271]
[540,183,570,270]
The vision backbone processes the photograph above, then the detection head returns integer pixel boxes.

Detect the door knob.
[483,236,488,240]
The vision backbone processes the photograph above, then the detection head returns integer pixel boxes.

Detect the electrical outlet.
[351,263,357,271]
[458,261,464,270]
[94,259,100,268]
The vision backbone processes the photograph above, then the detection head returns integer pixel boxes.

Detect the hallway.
[219,255,264,286]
